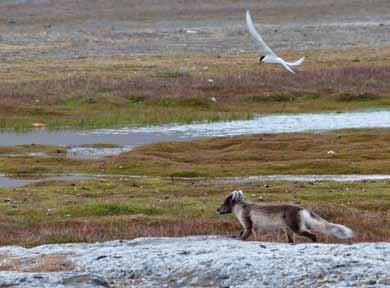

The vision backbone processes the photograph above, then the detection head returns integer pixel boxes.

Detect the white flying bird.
[246,10,304,74]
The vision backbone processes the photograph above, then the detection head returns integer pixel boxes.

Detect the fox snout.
[216,206,230,214]
[217,206,232,215]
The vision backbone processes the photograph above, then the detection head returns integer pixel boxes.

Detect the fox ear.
[231,190,244,201]
[237,190,244,200]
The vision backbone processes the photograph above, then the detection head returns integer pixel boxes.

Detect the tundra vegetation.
[0,129,389,176]
[0,129,390,246]
[0,48,389,130]
[0,46,390,246]
[0,176,390,247]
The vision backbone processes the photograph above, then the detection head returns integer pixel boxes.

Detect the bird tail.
[285,57,305,67]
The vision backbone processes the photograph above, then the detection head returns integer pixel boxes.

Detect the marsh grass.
[0,107,252,130]
[108,129,390,177]
[156,70,190,78]
[332,93,382,102]
[1,129,390,176]
[59,202,162,217]
[0,145,66,156]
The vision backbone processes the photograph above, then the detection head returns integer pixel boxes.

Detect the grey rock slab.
[0,236,390,287]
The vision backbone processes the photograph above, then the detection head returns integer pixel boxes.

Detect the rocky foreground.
[0,236,390,287]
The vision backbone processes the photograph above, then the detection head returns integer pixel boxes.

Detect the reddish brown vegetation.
[0,211,388,247]
[0,65,389,109]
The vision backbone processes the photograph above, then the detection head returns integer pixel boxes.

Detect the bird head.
[259,55,265,64]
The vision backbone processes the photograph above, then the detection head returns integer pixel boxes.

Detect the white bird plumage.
[246,10,304,74]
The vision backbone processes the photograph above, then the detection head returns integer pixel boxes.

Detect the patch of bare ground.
[0,255,74,272]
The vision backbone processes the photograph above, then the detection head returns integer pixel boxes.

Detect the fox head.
[217,190,244,214]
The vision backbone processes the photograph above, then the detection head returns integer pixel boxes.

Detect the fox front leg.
[228,230,243,239]
[285,229,295,244]
[239,218,253,240]
[239,229,252,240]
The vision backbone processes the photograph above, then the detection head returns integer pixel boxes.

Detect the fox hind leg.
[295,230,317,242]
[284,209,317,242]
[285,221,317,242]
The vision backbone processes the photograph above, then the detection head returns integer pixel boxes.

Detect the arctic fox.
[217,190,353,243]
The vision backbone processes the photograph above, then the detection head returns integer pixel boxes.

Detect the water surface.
[0,110,389,157]
[0,174,97,188]
[1,173,390,188]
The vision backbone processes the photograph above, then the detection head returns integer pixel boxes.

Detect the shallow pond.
[0,174,98,188]
[201,174,390,185]
[1,173,390,188]
[0,110,389,158]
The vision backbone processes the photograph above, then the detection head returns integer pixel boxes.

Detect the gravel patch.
[0,0,389,59]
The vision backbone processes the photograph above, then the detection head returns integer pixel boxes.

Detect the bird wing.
[246,10,275,56]
[284,57,305,67]
[280,61,296,74]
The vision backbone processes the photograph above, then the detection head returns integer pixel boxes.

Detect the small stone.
[32,122,45,128]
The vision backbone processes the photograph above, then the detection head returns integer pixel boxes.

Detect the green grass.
[154,97,212,109]
[0,108,253,130]
[0,176,389,246]
[332,93,382,102]
[60,202,162,217]
[156,70,189,78]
